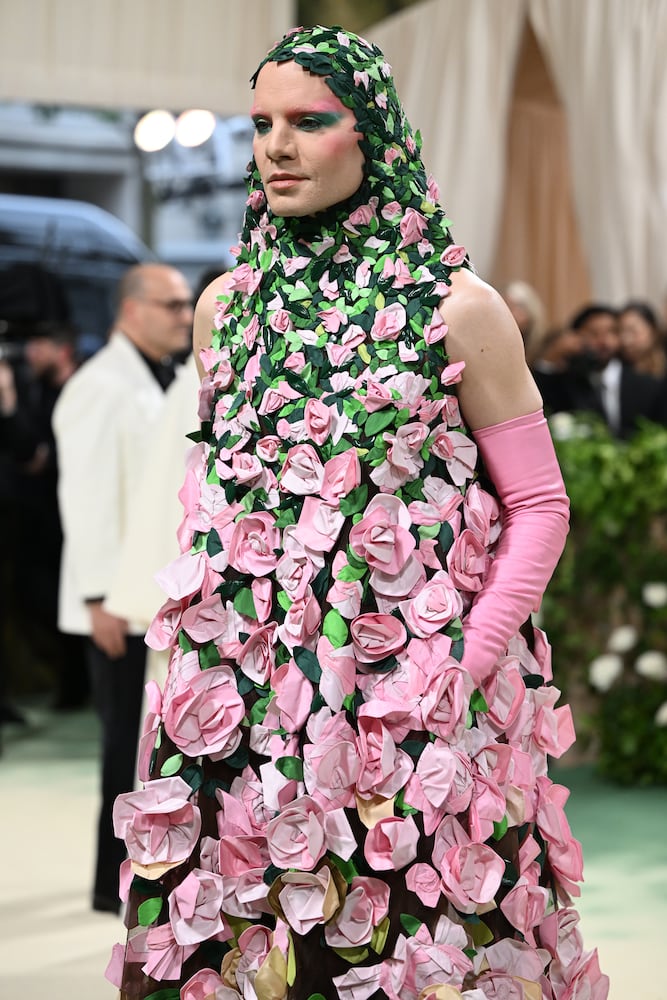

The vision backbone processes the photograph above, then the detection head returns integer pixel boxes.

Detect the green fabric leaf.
[493,815,509,841]
[160,753,184,777]
[181,763,204,792]
[447,617,464,642]
[470,690,490,714]
[225,745,250,771]
[137,897,163,927]
[293,645,322,683]
[339,484,369,517]
[206,529,223,557]
[198,642,221,669]
[336,563,367,582]
[249,695,271,726]
[364,408,396,438]
[370,915,390,954]
[275,756,304,781]
[323,608,349,648]
[400,913,423,936]
[329,853,359,884]
[331,945,370,964]
[233,587,258,620]
[277,591,292,612]
[418,523,440,540]
[145,990,180,1000]
[177,630,193,653]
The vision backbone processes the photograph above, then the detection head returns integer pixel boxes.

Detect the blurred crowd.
[503,281,667,438]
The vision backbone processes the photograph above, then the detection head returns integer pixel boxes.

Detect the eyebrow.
[250,103,345,117]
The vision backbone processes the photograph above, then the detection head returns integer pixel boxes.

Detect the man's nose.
[266,121,295,161]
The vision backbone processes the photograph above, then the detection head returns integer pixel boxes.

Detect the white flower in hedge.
[654,701,667,727]
[549,412,577,441]
[606,625,638,653]
[642,582,667,609]
[588,654,623,691]
[634,651,667,681]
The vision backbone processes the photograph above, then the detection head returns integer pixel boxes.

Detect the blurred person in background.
[53,262,193,913]
[618,299,667,379]
[0,323,84,722]
[532,303,664,437]
[502,279,547,366]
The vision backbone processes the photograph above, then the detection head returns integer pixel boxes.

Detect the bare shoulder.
[439,268,542,429]
[440,268,523,363]
[192,272,232,378]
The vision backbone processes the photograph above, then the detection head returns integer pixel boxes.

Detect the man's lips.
[268,174,305,187]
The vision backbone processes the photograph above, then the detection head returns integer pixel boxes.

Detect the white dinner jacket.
[53,331,166,635]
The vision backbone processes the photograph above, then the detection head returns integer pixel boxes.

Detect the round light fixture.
[133,109,176,152]
[175,108,217,148]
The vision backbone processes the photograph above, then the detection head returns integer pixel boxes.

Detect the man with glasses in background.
[53,262,193,913]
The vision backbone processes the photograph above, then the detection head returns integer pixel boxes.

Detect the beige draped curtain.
[367,0,528,278]
[529,0,667,310]
[0,0,294,115]
[491,21,592,327]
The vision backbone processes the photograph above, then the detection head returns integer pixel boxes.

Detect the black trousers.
[86,635,147,908]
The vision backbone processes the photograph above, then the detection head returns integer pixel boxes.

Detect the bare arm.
[442,268,542,430]
[192,272,232,379]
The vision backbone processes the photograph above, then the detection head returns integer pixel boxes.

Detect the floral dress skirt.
[113,316,607,1000]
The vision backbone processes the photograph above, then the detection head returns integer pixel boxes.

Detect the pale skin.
[193,60,542,432]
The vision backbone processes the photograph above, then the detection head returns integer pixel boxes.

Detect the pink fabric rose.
[405,862,442,907]
[276,587,322,653]
[327,555,363,619]
[303,708,359,808]
[370,302,407,342]
[256,435,283,463]
[398,207,428,248]
[113,776,201,868]
[420,661,473,742]
[228,512,281,576]
[325,876,390,948]
[280,443,325,495]
[321,449,361,501]
[349,494,415,575]
[238,623,277,685]
[446,528,489,593]
[440,840,505,913]
[499,877,549,944]
[423,307,448,345]
[351,612,407,663]
[180,968,234,1000]
[440,244,467,267]
[363,814,420,870]
[266,795,327,870]
[277,867,339,936]
[430,428,478,485]
[355,711,414,800]
[168,868,229,945]
[304,397,333,444]
[272,657,314,733]
[399,570,463,638]
[297,497,345,553]
[317,636,357,712]
[163,665,244,760]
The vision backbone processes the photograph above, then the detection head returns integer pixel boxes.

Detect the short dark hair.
[570,304,618,330]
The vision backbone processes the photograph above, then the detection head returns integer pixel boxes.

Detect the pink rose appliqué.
[113,776,201,868]
[163,664,245,760]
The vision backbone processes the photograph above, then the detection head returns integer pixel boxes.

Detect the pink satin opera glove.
[459,409,570,686]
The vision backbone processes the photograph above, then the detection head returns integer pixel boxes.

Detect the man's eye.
[297,116,325,131]
[252,119,271,135]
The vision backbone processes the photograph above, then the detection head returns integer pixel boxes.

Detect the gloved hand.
[459,409,569,686]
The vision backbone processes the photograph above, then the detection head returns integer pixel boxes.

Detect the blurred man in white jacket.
[53,262,193,912]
